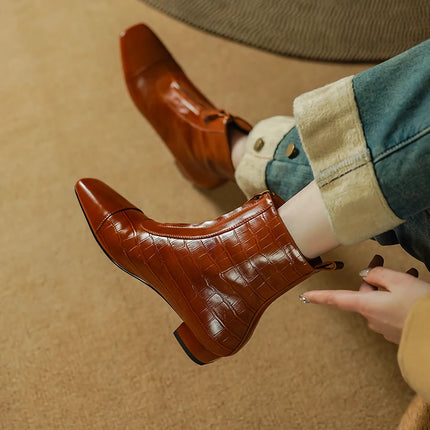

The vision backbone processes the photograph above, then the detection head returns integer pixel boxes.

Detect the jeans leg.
[352,39,430,219]
[237,41,430,265]
[266,122,430,268]
[292,39,430,245]
[264,119,430,270]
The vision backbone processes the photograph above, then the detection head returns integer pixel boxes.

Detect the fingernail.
[359,268,372,278]
[299,294,310,304]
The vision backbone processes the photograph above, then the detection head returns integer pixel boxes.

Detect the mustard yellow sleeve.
[398,293,430,404]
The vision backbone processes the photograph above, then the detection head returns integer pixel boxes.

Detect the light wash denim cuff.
[294,76,403,245]
[235,116,296,198]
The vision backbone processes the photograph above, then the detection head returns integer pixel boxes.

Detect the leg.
[75,178,342,365]
[277,181,340,258]
[230,128,248,170]
[232,127,337,258]
[120,24,252,189]
[77,32,430,365]
[236,40,430,264]
[121,24,430,254]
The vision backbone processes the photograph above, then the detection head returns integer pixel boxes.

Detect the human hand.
[300,255,430,344]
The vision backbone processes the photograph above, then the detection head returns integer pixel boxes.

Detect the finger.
[359,282,376,293]
[360,266,417,292]
[301,290,365,312]
[406,268,419,278]
[361,254,384,291]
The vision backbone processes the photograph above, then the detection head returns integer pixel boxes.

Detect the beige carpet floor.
[1,1,428,429]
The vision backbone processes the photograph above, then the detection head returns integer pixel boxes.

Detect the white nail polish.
[299,294,310,304]
[359,268,372,278]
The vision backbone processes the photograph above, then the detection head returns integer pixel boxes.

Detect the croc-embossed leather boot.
[120,24,252,189]
[75,178,342,364]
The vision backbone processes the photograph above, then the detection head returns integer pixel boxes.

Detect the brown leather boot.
[120,23,252,189]
[75,178,342,364]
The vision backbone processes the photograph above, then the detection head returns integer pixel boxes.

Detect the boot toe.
[120,23,172,79]
[75,178,138,233]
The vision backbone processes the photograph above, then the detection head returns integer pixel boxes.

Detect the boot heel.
[173,322,220,365]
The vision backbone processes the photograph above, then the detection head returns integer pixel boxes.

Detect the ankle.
[277,182,340,259]
[229,128,248,170]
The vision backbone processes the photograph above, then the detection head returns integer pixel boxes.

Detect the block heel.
[174,322,220,365]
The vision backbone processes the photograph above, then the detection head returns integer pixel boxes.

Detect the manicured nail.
[359,268,372,278]
[299,294,310,304]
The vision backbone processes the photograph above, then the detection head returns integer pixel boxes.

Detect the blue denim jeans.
[266,39,430,269]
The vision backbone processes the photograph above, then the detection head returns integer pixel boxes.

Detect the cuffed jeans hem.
[235,116,296,198]
[294,76,404,245]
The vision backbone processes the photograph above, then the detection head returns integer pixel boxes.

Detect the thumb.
[359,266,415,292]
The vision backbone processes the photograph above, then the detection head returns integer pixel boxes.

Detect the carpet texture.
[1,0,428,429]
[140,0,430,62]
